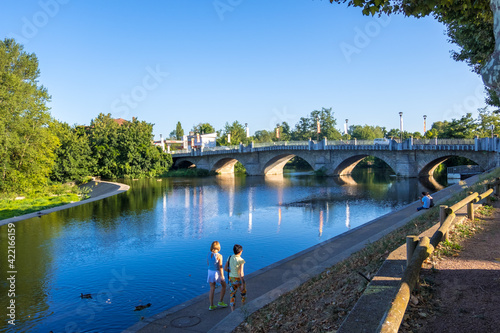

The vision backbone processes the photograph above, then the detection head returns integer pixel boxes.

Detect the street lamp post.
[345,119,348,135]
[316,116,320,141]
[399,112,403,142]
[423,115,427,134]
[276,123,280,140]
[491,124,495,138]
[245,123,249,138]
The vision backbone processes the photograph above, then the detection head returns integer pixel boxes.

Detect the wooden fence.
[378,181,499,332]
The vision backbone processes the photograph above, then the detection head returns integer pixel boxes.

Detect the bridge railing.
[413,138,475,145]
[170,149,190,155]
[169,137,500,156]
[252,141,309,148]
[447,165,482,174]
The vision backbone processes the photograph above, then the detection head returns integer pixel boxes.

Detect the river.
[0,169,446,332]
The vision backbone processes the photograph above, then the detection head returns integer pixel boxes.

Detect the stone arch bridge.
[171,138,500,178]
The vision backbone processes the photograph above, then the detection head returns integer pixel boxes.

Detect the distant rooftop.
[113,118,128,126]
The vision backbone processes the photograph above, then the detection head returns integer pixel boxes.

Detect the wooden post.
[467,202,474,221]
[440,205,449,241]
[406,236,419,267]
[488,185,493,205]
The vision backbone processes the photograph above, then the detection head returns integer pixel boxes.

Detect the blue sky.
[0,1,488,140]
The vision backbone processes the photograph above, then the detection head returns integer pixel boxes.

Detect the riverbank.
[0,180,129,226]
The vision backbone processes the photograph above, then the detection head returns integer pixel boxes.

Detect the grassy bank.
[0,183,89,221]
[235,170,500,332]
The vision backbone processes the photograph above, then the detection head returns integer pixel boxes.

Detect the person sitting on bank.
[417,192,433,211]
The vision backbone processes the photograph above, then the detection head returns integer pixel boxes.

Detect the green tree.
[175,121,184,140]
[291,108,342,141]
[277,121,292,141]
[0,38,59,194]
[253,130,274,143]
[88,114,172,179]
[312,107,342,140]
[217,121,247,145]
[477,107,500,137]
[442,113,479,138]
[88,113,121,178]
[192,122,215,134]
[291,116,312,141]
[50,121,94,183]
[386,128,413,140]
[116,118,172,178]
[350,125,386,140]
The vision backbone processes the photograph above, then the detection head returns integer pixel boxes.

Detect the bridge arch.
[261,153,315,175]
[417,155,482,177]
[212,158,240,174]
[175,159,196,169]
[332,153,397,176]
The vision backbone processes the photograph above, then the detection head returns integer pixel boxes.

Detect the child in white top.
[207,241,227,310]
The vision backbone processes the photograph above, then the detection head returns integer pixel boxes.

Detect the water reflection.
[0,170,447,333]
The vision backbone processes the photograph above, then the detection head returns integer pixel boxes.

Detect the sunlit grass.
[0,183,87,220]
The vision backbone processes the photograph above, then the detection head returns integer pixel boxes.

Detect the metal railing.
[447,165,482,174]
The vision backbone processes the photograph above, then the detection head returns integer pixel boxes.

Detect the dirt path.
[402,202,500,332]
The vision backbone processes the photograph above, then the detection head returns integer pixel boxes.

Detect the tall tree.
[175,121,184,140]
[0,38,58,193]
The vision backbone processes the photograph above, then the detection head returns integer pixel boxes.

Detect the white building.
[183,132,217,149]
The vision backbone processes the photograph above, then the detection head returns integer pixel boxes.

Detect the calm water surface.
[0,170,446,332]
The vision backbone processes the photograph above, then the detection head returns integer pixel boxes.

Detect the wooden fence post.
[440,205,449,241]
[467,191,474,220]
[467,201,474,221]
[406,236,419,267]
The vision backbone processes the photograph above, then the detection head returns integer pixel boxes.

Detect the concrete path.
[124,175,483,333]
[0,180,130,227]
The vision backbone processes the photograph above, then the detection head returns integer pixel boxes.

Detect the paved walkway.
[124,175,483,333]
[0,180,129,227]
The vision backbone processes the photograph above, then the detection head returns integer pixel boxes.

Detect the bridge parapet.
[170,137,500,157]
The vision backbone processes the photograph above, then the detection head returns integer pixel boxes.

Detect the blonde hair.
[210,241,221,252]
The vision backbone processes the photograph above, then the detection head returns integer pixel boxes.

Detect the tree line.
[170,107,500,147]
[0,39,172,195]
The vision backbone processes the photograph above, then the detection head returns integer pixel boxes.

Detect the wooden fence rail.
[378,183,498,333]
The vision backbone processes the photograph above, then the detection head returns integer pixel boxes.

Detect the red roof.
[113,118,128,126]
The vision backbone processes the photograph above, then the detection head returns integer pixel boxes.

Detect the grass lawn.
[0,194,82,220]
